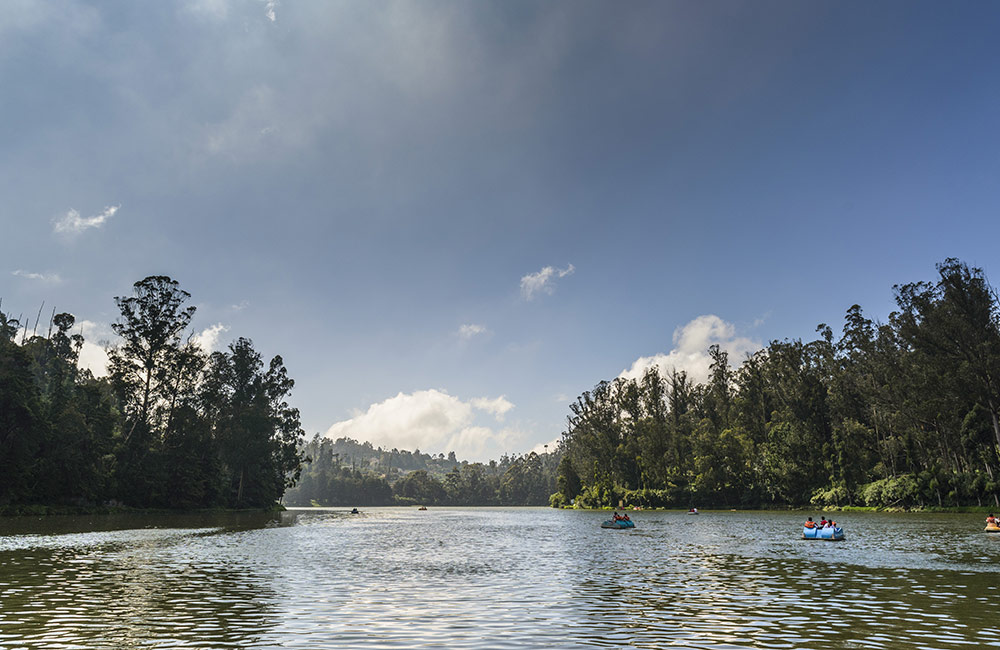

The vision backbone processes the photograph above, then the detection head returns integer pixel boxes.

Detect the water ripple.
[1,508,998,648]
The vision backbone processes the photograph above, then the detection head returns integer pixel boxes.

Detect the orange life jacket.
[804,521,816,528]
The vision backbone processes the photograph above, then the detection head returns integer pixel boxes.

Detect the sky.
[3,1,999,462]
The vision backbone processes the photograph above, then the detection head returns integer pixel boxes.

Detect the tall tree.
[202,338,305,507]
[108,276,196,439]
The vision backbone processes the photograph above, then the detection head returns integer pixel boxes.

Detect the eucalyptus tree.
[893,259,1000,464]
[0,310,42,506]
[201,337,305,507]
[108,276,197,441]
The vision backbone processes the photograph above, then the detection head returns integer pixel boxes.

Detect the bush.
[810,485,849,507]
[858,475,919,507]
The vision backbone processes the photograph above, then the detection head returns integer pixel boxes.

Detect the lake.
[1,507,998,649]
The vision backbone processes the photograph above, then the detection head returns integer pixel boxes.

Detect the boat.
[985,523,1000,533]
[601,519,635,529]
[418,506,428,511]
[688,508,699,515]
[802,525,845,541]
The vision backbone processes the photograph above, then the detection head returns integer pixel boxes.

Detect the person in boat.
[351,507,359,514]
[622,513,631,522]
[824,519,837,529]
[612,511,622,521]
[819,516,828,528]
[987,514,997,526]
[804,517,816,529]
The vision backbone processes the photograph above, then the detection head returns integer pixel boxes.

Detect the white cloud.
[619,315,761,386]
[458,323,488,339]
[324,389,517,461]
[520,263,574,300]
[192,323,229,353]
[529,436,561,456]
[11,269,60,283]
[470,395,514,420]
[76,320,114,377]
[53,205,120,234]
[263,0,277,22]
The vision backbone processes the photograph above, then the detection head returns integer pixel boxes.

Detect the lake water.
[1,507,998,649]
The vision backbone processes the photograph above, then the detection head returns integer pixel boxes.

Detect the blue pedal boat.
[802,525,845,541]
[602,519,635,529]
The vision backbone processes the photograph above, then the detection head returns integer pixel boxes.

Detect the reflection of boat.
[601,519,635,529]
[985,524,1000,533]
[803,526,845,541]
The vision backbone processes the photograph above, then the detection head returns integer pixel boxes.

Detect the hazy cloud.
[458,323,488,339]
[12,269,60,283]
[619,315,761,386]
[520,264,575,300]
[324,389,517,461]
[53,205,120,234]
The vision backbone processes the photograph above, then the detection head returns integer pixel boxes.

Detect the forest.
[283,435,557,507]
[0,276,304,513]
[5,259,1000,513]
[554,258,1000,510]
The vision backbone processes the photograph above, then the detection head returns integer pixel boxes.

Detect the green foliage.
[558,259,1000,510]
[0,277,305,512]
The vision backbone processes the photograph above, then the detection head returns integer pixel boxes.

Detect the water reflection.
[0,516,281,649]
[1,508,999,649]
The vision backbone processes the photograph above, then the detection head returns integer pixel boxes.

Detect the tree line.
[554,259,1000,510]
[283,435,557,506]
[0,276,304,513]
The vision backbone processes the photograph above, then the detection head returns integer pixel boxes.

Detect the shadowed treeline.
[0,276,305,513]
[554,259,1000,510]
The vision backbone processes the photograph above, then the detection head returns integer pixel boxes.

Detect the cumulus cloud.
[324,389,517,461]
[12,269,61,283]
[619,315,761,386]
[458,323,488,339]
[470,395,514,420]
[263,0,277,22]
[53,205,120,234]
[76,320,114,377]
[520,264,575,301]
[192,323,229,353]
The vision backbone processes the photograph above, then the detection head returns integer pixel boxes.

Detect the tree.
[201,337,305,507]
[556,455,582,502]
[108,276,197,439]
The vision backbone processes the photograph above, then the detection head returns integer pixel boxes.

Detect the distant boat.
[803,525,845,541]
[418,506,428,511]
[687,508,699,515]
[350,508,360,514]
[601,519,635,529]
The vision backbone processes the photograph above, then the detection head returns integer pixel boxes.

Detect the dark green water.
[1,508,997,649]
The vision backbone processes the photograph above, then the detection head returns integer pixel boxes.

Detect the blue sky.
[3,1,999,461]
